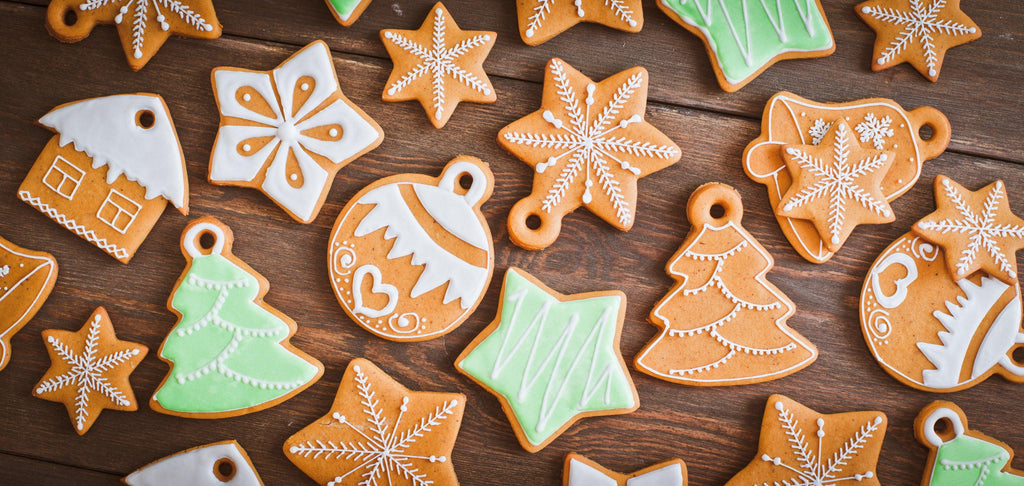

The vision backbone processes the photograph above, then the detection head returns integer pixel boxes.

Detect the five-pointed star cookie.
[564,453,688,486]
[284,358,465,486]
[499,58,681,250]
[914,176,1024,284]
[857,0,981,82]
[381,3,496,129]
[726,395,887,486]
[456,268,639,453]
[46,0,221,71]
[777,120,896,252]
[516,0,643,45]
[33,307,147,435]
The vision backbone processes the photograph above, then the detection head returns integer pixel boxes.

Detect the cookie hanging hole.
[919,123,934,141]
[459,173,474,190]
[213,457,236,482]
[62,7,77,27]
[526,214,542,230]
[135,110,155,129]
[1012,346,1024,367]
[199,231,217,252]
[932,417,957,443]
[709,204,725,219]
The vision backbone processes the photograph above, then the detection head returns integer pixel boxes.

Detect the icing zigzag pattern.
[19,190,129,260]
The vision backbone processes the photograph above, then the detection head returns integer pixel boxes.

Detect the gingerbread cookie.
[151,217,323,418]
[0,235,58,372]
[499,58,681,250]
[516,0,643,46]
[33,307,147,435]
[20,94,189,263]
[285,358,465,486]
[456,268,639,453]
[565,453,687,486]
[381,3,496,128]
[325,0,373,26]
[743,92,950,263]
[634,183,817,385]
[328,156,494,341]
[857,0,981,82]
[726,395,887,486]
[915,401,1024,486]
[658,0,834,92]
[210,40,384,224]
[46,0,221,71]
[124,440,264,486]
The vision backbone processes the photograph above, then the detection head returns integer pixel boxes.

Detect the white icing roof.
[39,94,189,211]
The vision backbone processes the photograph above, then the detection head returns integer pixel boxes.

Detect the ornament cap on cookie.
[914,401,1024,485]
[124,440,264,486]
[564,453,688,486]
[0,235,58,372]
[516,0,644,46]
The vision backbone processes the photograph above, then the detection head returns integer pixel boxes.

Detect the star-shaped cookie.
[914,176,1024,284]
[46,0,221,71]
[456,268,639,453]
[381,3,496,128]
[726,395,887,486]
[777,120,896,252]
[499,58,681,250]
[33,307,147,435]
[516,0,643,45]
[284,358,465,486]
[856,0,981,82]
[564,453,688,486]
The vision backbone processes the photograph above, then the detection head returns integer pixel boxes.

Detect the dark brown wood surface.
[1,0,1023,484]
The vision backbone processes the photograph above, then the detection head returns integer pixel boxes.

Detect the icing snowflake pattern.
[80,0,215,60]
[860,0,977,77]
[855,114,894,150]
[35,313,142,431]
[524,0,639,39]
[288,363,460,486]
[808,119,833,146]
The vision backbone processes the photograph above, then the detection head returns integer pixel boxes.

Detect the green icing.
[327,0,362,20]
[931,435,1024,486]
[660,0,833,84]
[458,269,635,447]
[153,253,319,414]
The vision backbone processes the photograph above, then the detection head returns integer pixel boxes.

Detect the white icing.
[627,463,685,486]
[39,94,188,208]
[124,441,263,486]
[869,252,917,309]
[973,287,1023,378]
[86,0,215,62]
[861,0,977,78]
[350,265,398,318]
[523,0,637,39]
[0,241,54,370]
[182,221,226,258]
[567,458,618,486]
[921,407,965,447]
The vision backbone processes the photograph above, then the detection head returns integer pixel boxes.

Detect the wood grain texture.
[1,0,1023,484]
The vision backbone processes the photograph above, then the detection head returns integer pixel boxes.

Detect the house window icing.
[97,189,141,234]
[43,156,85,200]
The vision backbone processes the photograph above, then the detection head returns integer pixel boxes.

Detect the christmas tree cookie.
[328,156,494,341]
[564,453,687,486]
[0,235,58,372]
[381,3,496,128]
[456,268,639,453]
[727,395,887,486]
[45,0,221,71]
[516,0,643,45]
[151,217,323,418]
[124,440,264,486]
[634,183,817,385]
[210,41,384,224]
[499,58,681,250]
[33,307,147,435]
[916,401,1024,486]
[285,358,465,486]
[325,0,373,26]
[658,0,834,92]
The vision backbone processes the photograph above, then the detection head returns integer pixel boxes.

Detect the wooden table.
[2,0,1023,484]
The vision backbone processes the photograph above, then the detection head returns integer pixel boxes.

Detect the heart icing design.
[870,252,918,309]
[351,265,398,319]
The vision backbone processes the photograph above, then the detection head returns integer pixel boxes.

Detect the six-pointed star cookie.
[456,268,639,453]
[33,307,147,435]
[564,453,688,486]
[516,0,643,45]
[285,358,465,486]
[46,0,221,71]
[726,395,887,486]
[914,176,1024,284]
[777,120,896,252]
[381,3,496,128]
[499,58,681,250]
[857,0,980,82]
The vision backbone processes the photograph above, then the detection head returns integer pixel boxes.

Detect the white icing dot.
[301,82,310,91]
[387,86,398,95]
[969,27,977,34]
[435,7,442,14]
[133,48,143,59]
[862,6,871,13]
[242,144,251,152]
[289,446,299,453]
[928,68,937,76]
[628,19,637,27]
[831,235,840,244]
[877,58,885,65]
[483,35,492,41]
[525,27,535,37]
[329,128,339,137]
[242,93,252,102]
[290,173,298,181]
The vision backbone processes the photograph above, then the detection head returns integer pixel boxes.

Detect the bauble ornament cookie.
[0,235,58,372]
[915,401,1024,486]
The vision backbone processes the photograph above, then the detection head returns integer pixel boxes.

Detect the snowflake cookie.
[33,307,147,435]
[456,268,639,452]
[516,0,643,45]
[634,183,817,386]
[381,3,496,129]
[151,217,324,418]
[210,41,384,224]
[45,0,221,71]
[857,0,981,82]
[125,440,264,486]
[564,453,687,486]
[915,402,1024,485]
[726,395,887,486]
[285,358,465,486]
[0,235,58,372]
[499,58,681,250]
[325,0,373,26]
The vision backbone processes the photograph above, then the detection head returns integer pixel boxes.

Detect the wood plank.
[1,1,1024,485]
[0,453,122,484]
